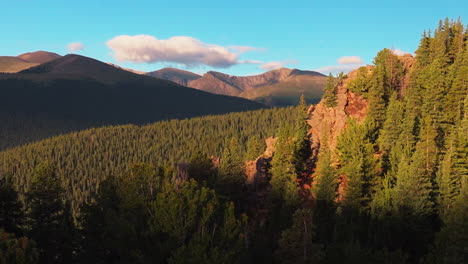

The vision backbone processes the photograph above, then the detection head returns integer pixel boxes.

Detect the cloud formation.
[315,55,364,75]
[260,60,298,70]
[107,35,264,68]
[314,64,363,75]
[392,49,411,56]
[67,42,84,52]
[228,46,266,53]
[338,56,363,64]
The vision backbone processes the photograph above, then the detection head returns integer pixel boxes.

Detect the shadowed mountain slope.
[0,54,266,150]
[146,67,201,86]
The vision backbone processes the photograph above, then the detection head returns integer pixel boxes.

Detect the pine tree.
[336,120,377,211]
[217,137,245,201]
[415,30,432,67]
[270,124,298,206]
[188,152,216,186]
[245,135,264,161]
[394,117,437,216]
[0,178,24,236]
[0,230,39,264]
[26,162,76,264]
[275,208,323,264]
[323,73,338,107]
[293,95,312,179]
[438,95,468,219]
[314,147,336,203]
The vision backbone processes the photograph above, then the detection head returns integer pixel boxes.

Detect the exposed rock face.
[398,54,416,94]
[307,67,369,158]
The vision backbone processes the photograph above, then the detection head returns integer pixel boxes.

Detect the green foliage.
[337,120,377,211]
[292,95,312,178]
[188,152,216,186]
[323,73,338,107]
[0,107,297,216]
[314,146,337,203]
[347,66,371,95]
[0,179,24,236]
[275,208,323,264]
[270,124,299,206]
[0,230,39,264]
[26,162,77,264]
[245,135,265,160]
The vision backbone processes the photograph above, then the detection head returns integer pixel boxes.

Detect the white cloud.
[338,56,363,64]
[260,60,298,71]
[315,55,364,75]
[392,49,411,56]
[228,45,266,53]
[314,64,362,75]
[107,35,265,68]
[67,42,84,52]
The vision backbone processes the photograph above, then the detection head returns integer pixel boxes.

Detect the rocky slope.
[307,67,370,157]
[149,67,327,106]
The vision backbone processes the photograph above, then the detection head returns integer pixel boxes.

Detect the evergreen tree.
[415,31,433,67]
[0,230,39,264]
[394,116,437,217]
[0,178,24,236]
[26,162,76,264]
[188,151,216,186]
[217,137,245,201]
[336,120,377,211]
[323,73,338,107]
[293,95,312,179]
[245,135,264,161]
[270,124,298,207]
[275,208,323,264]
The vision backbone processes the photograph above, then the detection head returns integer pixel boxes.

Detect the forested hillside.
[0,19,466,264]
[0,54,266,150]
[0,107,296,214]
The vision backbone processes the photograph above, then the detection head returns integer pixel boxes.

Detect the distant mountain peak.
[146,67,201,86]
[17,51,61,64]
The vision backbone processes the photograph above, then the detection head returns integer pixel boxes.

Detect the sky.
[2,0,467,76]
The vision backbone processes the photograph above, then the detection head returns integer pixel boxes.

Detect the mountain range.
[2,51,327,107]
[147,67,327,106]
[0,52,265,150]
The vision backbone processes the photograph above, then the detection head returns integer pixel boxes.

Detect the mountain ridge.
[150,67,327,106]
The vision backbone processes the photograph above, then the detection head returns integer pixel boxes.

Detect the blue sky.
[2,0,467,76]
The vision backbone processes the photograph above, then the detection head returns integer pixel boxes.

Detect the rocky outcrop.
[244,137,276,226]
[307,67,370,158]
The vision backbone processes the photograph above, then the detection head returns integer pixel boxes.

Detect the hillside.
[0,107,297,213]
[0,51,61,73]
[0,19,466,264]
[17,51,61,64]
[146,67,201,86]
[150,67,327,106]
[0,54,266,150]
[0,56,38,73]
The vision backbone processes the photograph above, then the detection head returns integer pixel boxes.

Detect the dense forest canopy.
[1,19,467,264]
